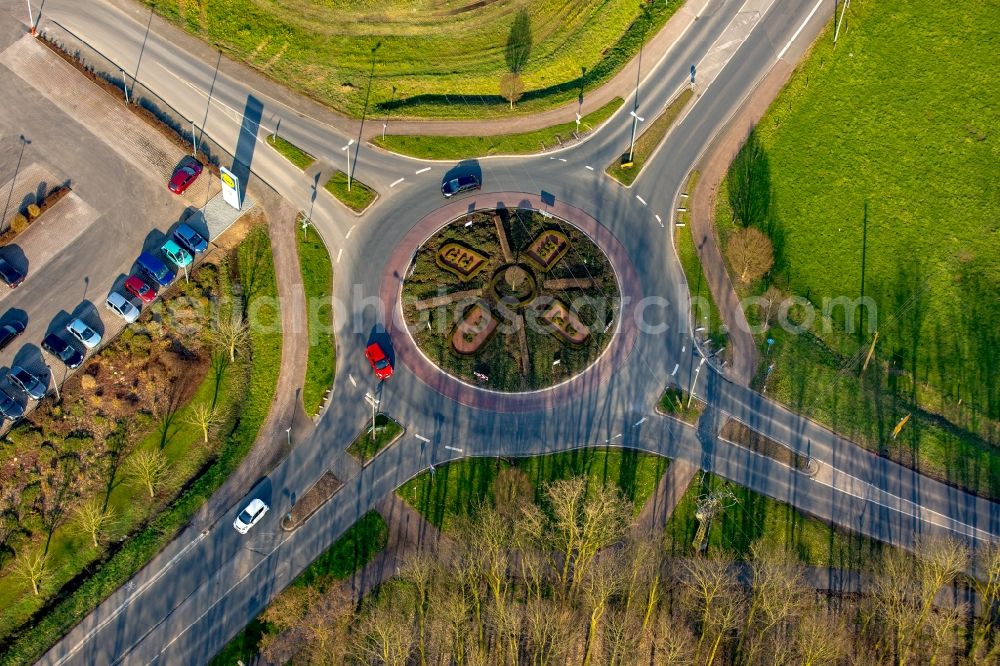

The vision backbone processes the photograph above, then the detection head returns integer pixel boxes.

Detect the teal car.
[161,239,192,268]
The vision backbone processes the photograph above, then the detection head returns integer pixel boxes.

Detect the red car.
[168,159,203,194]
[125,274,156,304]
[365,342,393,381]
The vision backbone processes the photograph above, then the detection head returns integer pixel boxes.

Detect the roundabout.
[381,193,644,412]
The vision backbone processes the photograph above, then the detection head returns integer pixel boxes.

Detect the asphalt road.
[9,0,996,663]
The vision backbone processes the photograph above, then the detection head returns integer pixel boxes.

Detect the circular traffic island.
[401,207,621,392]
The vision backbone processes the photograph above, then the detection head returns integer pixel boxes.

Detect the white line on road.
[390,177,405,188]
[671,363,679,376]
[558,158,567,162]
[777,0,825,60]
[636,195,647,205]
[633,417,647,427]
[444,445,464,453]
[58,531,208,666]
[346,224,356,239]
[415,167,431,174]
[655,214,664,227]
[415,434,430,443]
[364,393,376,406]
[585,165,594,171]
[348,374,357,387]
[336,248,343,263]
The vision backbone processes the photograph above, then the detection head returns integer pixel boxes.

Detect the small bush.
[11,214,29,233]
[26,204,41,220]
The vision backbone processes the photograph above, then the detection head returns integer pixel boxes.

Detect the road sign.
[219,166,241,210]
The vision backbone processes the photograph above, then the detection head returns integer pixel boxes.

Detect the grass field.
[266,134,315,170]
[607,88,693,185]
[398,448,669,534]
[324,171,377,213]
[664,471,888,569]
[712,1,999,494]
[142,0,683,119]
[374,98,623,159]
[347,414,404,463]
[296,225,335,415]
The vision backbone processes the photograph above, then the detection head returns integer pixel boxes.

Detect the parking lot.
[0,28,219,417]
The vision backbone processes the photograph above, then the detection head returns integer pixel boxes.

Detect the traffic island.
[656,384,705,424]
[719,417,817,475]
[281,471,343,531]
[324,171,378,213]
[607,88,694,186]
[347,414,404,465]
[401,207,620,392]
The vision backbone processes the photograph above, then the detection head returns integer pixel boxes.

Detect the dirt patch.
[719,417,813,473]
[282,471,342,530]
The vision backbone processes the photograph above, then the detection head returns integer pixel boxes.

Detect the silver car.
[8,366,46,401]
[105,291,140,323]
[67,318,102,349]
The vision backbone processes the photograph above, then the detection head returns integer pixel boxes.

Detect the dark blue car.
[136,251,175,287]
[173,223,209,255]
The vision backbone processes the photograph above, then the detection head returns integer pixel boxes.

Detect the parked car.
[106,291,140,323]
[173,223,209,254]
[0,257,25,288]
[136,251,175,287]
[161,239,192,269]
[365,342,393,381]
[67,318,101,349]
[125,274,157,304]
[42,333,84,369]
[168,158,203,194]
[8,365,46,400]
[233,498,269,534]
[0,390,23,421]
[0,320,25,351]
[441,174,481,198]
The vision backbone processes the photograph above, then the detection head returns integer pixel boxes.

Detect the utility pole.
[25,0,36,36]
[687,356,705,408]
[382,85,396,140]
[692,488,736,552]
[834,0,851,45]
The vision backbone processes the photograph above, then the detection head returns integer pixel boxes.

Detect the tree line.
[256,472,1000,665]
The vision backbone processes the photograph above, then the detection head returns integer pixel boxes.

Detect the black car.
[0,390,23,421]
[0,257,25,288]
[0,320,25,351]
[42,333,84,369]
[441,174,481,198]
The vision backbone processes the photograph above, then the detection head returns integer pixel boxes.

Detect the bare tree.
[37,453,82,555]
[648,604,696,666]
[581,554,620,666]
[12,547,48,596]
[726,227,774,284]
[259,585,321,664]
[678,554,744,666]
[969,542,1000,662]
[500,73,525,110]
[351,596,415,666]
[73,499,116,548]
[212,314,249,363]
[185,403,222,444]
[125,448,169,498]
[795,605,851,666]
[401,551,438,666]
[758,285,785,328]
[737,540,808,664]
[523,596,574,666]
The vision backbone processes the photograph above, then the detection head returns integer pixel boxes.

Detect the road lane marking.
[57,531,208,666]
[671,363,679,376]
[585,165,594,171]
[444,445,464,453]
[777,0,825,60]
[336,248,343,263]
[389,177,405,188]
[348,374,357,387]
[364,393,376,406]
[415,434,430,443]
[655,214,664,227]
[346,224,356,239]
[636,195,647,205]
[415,167,431,174]
[633,417,647,427]
[558,158,567,162]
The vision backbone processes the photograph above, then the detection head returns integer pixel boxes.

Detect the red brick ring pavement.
[380,193,641,413]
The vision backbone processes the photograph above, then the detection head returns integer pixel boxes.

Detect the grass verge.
[398,448,669,534]
[0,224,282,666]
[347,414,404,464]
[374,98,623,159]
[266,134,315,170]
[607,88,693,185]
[208,511,387,666]
[656,384,705,425]
[664,471,888,569]
[296,222,335,415]
[324,171,377,213]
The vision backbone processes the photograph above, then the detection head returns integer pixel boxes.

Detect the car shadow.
[11,342,47,383]
[179,207,211,240]
[442,159,483,186]
[70,300,104,338]
[367,324,395,367]
[0,307,27,329]
[0,244,28,275]
[140,228,169,254]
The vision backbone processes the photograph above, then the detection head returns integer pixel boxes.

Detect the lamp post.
[382,85,396,141]
[25,0,35,35]
[342,139,355,192]
[628,110,645,163]
[285,426,291,447]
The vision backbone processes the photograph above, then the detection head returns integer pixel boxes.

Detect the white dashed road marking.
[558,158,567,162]
[336,248,343,263]
[671,363,679,376]
[633,417,647,427]
[348,374,357,387]
[346,224,356,239]
[415,167,431,174]
[636,195,647,205]
[585,165,594,171]
[390,177,404,187]
[444,445,464,453]
[415,434,430,442]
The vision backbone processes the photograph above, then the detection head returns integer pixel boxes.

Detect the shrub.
[26,204,41,220]
[11,214,28,233]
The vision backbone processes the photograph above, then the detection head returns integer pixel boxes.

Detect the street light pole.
[285,426,291,447]
[628,110,645,163]
[687,356,705,409]
[25,0,35,36]
[383,85,396,141]
[342,139,355,192]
